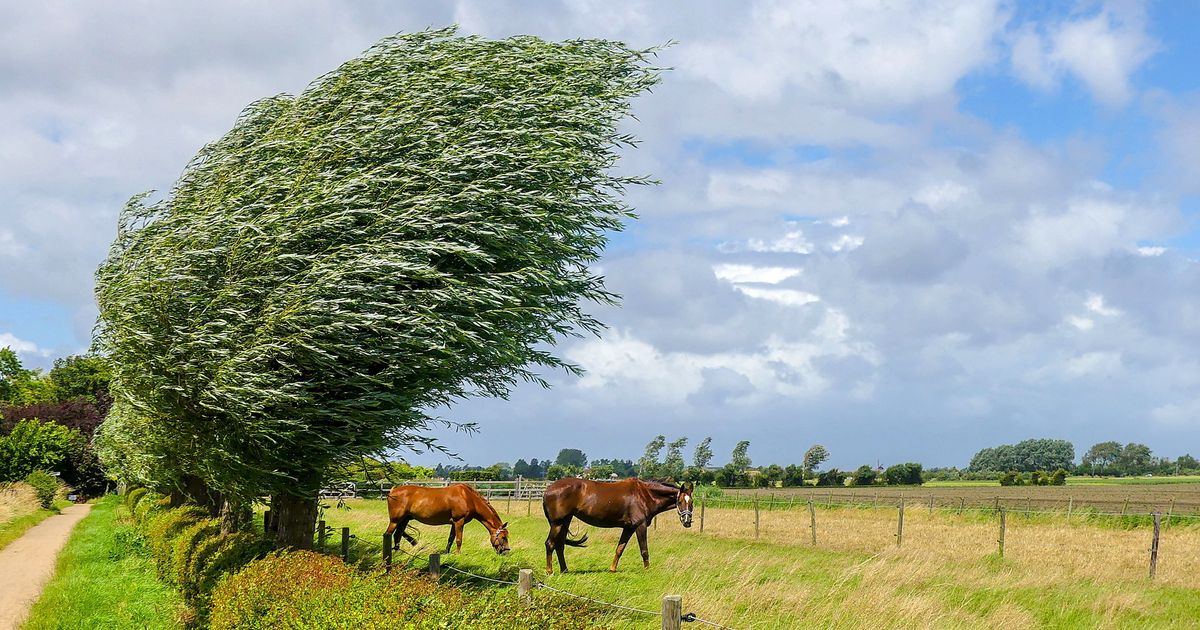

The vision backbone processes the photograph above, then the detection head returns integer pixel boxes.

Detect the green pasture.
[317,498,1200,629]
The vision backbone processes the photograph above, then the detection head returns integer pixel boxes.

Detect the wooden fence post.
[699,499,705,533]
[383,532,393,571]
[896,500,904,547]
[873,491,878,510]
[518,568,534,603]
[662,595,682,630]
[1165,497,1175,528]
[1150,512,1161,579]
[808,499,817,546]
[527,494,533,517]
[754,497,760,539]
[428,553,441,579]
[994,496,999,511]
[317,519,326,549]
[998,508,1006,557]
[341,527,350,562]
[1122,497,1129,516]
[1066,497,1073,523]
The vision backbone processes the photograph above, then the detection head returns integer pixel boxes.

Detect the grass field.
[23,496,188,630]
[0,482,64,553]
[718,479,1200,515]
[318,497,1200,629]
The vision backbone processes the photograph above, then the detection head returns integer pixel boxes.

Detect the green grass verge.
[0,509,58,552]
[22,495,188,630]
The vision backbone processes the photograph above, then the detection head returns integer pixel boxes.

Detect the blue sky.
[2,1,1200,469]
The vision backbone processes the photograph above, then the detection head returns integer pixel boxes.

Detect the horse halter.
[677,492,694,527]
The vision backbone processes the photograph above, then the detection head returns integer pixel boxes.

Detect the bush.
[144,506,208,578]
[999,471,1025,486]
[210,550,597,630]
[169,519,220,587]
[25,470,59,509]
[850,465,877,486]
[815,468,847,487]
[0,420,76,482]
[1049,468,1068,486]
[883,463,923,486]
[126,487,149,510]
[133,493,166,523]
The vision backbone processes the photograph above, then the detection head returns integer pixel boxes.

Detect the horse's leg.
[453,518,465,553]
[555,516,572,573]
[635,523,650,568]
[545,522,560,575]
[384,520,398,549]
[609,526,635,572]
[445,523,456,554]
[397,518,417,547]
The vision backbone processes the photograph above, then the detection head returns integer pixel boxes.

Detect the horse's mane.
[640,479,683,492]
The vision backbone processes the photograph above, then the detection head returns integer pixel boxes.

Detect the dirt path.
[0,504,92,630]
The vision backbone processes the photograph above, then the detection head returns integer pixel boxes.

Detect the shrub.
[25,470,59,509]
[144,506,208,577]
[126,487,149,510]
[133,493,165,523]
[0,420,76,482]
[1049,468,1068,486]
[815,468,847,487]
[191,533,272,613]
[850,465,878,486]
[883,463,923,486]
[169,519,220,587]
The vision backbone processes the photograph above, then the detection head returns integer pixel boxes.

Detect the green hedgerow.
[125,487,148,510]
[192,533,273,615]
[132,492,164,523]
[143,507,208,578]
[24,470,59,509]
[169,519,219,587]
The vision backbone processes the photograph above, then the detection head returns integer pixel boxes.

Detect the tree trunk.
[272,482,320,549]
[182,474,221,517]
[219,499,251,534]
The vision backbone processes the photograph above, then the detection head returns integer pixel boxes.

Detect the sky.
[2,1,1199,470]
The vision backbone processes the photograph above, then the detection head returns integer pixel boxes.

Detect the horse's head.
[490,522,511,555]
[676,483,694,528]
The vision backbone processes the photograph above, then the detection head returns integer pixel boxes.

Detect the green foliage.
[638,435,666,478]
[803,445,829,476]
[999,471,1025,486]
[555,449,588,468]
[815,468,846,487]
[94,29,662,514]
[586,463,614,479]
[209,550,597,630]
[0,348,56,406]
[1050,469,1068,485]
[692,436,714,470]
[0,419,77,482]
[851,465,878,486]
[883,463,923,486]
[545,463,582,480]
[782,464,805,487]
[169,520,220,588]
[662,437,688,480]
[126,487,149,510]
[144,507,208,577]
[969,439,1074,473]
[47,355,112,401]
[730,440,752,472]
[25,470,59,509]
[133,493,166,524]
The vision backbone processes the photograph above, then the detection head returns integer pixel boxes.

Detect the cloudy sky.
[3,1,1199,469]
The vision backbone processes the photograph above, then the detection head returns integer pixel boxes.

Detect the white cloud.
[1137,246,1166,257]
[746,229,813,254]
[1010,6,1158,106]
[1085,293,1121,317]
[828,234,864,253]
[1066,315,1094,331]
[0,332,49,358]
[734,286,821,307]
[712,263,801,285]
[1151,400,1200,427]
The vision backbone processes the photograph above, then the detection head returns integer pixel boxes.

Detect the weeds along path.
[0,504,92,630]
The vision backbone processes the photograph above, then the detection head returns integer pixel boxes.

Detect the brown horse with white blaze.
[542,478,693,574]
[385,484,511,555]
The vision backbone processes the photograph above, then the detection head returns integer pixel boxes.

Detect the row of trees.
[968,438,1198,478]
[0,349,111,495]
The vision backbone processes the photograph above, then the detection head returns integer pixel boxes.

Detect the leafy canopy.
[94,28,661,503]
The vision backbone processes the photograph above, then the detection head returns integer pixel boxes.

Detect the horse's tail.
[564,529,589,547]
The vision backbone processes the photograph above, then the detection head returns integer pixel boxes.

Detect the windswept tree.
[555,449,588,469]
[803,445,829,478]
[95,29,661,548]
[662,437,688,479]
[638,435,666,478]
[692,436,713,469]
[730,440,751,473]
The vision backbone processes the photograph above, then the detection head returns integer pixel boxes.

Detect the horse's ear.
[502,522,508,529]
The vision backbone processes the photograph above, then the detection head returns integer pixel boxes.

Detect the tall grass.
[0,481,59,552]
[23,496,188,630]
[319,498,1200,629]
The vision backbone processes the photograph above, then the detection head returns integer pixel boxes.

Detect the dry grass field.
[314,496,1200,629]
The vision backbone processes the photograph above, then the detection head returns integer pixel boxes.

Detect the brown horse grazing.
[542,478,693,574]
[385,484,511,555]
